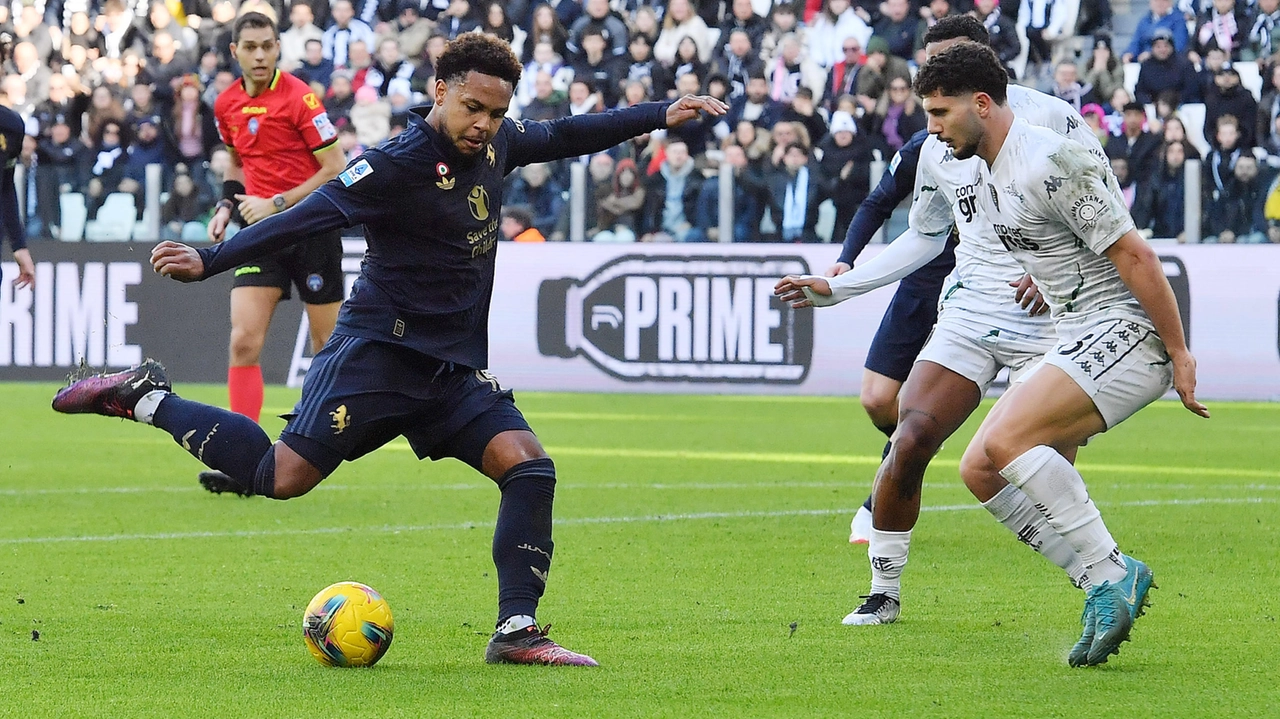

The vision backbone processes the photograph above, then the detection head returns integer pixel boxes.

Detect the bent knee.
[267,444,325,499]
[891,417,945,463]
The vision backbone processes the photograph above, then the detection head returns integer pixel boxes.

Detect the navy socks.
[152,394,274,496]
[492,457,557,626]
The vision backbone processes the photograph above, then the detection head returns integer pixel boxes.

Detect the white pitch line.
[0,497,1271,546]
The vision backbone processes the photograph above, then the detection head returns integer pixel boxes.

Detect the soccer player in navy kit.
[0,104,35,289]
[54,34,727,667]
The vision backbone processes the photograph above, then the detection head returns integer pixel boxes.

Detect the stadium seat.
[84,193,137,242]
[1236,61,1263,101]
[58,193,87,242]
[1179,103,1211,158]
[1123,62,1140,97]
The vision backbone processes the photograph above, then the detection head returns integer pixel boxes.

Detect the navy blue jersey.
[200,101,670,369]
[0,105,27,252]
[838,128,953,293]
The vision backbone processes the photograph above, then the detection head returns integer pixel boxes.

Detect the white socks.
[497,614,536,635]
[133,390,169,426]
[999,446,1126,588]
[868,528,911,600]
[982,484,1090,591]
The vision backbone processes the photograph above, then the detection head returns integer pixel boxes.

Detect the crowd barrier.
[2,242,1278,400]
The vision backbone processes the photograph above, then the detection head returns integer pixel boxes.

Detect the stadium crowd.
[7,0,1280,243]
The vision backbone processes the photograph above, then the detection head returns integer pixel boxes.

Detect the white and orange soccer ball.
[302,581,394,667]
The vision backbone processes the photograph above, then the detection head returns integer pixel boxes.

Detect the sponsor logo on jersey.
[888,151,902,175]
[435,161,455,190]
[338,158,374,186]
[312,112,337,141]
[1070,194,1104,230]
[467,185,490,221]
[535,255,814,384]
[302,92,321,110]
[241,106,268,114]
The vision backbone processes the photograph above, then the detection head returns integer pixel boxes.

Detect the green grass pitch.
[1,383,1277,718]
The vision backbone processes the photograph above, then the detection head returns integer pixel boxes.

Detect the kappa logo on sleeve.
[338,158,373,186]
[312,112,337,141]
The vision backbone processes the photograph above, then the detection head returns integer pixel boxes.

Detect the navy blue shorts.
[863,288,940,382]
[279,334,532,477]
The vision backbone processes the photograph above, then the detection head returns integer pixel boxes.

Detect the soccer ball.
[302,581,394,667]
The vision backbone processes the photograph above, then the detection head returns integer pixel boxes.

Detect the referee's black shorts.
[231,229,344,304]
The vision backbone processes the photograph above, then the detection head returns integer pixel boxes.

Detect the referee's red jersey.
[213,69,338,198]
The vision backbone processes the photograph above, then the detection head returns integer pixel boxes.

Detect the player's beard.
[945,113,984,161]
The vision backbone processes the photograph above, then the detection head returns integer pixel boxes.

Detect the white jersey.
[976,119,1147,336]
[909,85,1107,334]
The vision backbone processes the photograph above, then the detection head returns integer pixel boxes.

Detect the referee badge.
[435,162,455,190]
[248,117,259,135]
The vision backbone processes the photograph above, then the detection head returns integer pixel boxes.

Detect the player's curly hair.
[436,33,523,87]
[922,14,989,47]
[233,12,277,43]
[913,41,1007,106]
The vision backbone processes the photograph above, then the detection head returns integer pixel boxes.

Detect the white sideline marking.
[0,497,1271,545]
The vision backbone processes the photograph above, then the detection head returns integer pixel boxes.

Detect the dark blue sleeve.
[197,191,349,278]
[0,166,23,252]
[836,128,926,266]
[504,102,672,173]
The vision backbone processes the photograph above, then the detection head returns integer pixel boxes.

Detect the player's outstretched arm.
[1104,231,1210,418]
[151,241,205,282]
[775,228,947,308]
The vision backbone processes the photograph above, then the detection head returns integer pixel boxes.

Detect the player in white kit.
[916,42,1207,666]
[775,18,1106,631]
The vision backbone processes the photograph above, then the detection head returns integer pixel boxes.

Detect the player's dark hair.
[436,33,522,87]
[913,41,1007,106]
[233,12,278,43]
[922,14,990,47]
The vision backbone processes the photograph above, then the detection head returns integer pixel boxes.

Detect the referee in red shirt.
[208,12,347,425]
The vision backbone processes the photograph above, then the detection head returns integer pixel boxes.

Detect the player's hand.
[774,275,831,309]
[666,95,729,128]
[11,248,35,289]
[1009,274,1049,316]
[235,194,278,225]
[150,241,206,282]
[1170,349,1210,418]
[207,206,232,243]
[826,262,852,277]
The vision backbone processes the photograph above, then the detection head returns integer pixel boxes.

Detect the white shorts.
[915,316,1056,395]
[1027,318,1173,429]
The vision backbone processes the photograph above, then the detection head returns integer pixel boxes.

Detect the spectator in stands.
[162,168,213,241]
[336,123,364,161]
[481,2,524,59]
[809,0,873,70]
[971,0,1021,77]
[620,78,653,108]
[572,29,625,107]
[387,2,434,62]
[1205,67,1258,148]
[84,84,125,147]
[516,41,571,109]
[641,140,702,242]
[734,119,772,173]
[281,3,323,72]
[872,75,926,151]
[873,0,920,61]
[13,4,53,64]
[713,29,763,101]
[1081,103,1111,143]
[760,4,809,66]
[85,120,129,218]
[619,33,661,100]
[297,39,335,89]
[501,207,547,243]
[1127,0,1189,62]
[781,87,829,146]
[126,114,167,184]
[325,70,356,127]
[765,142,822,242]
[1161,114,1190,145]
[35,72,89,140]
[1110,156,1141,212]
[1051,61,1100,110]
[914,0,956,64]
[567,78,603,116]
[1193,0,1252,62]
[198,0,239,69]
[817,109,879,244]
[1233,155,1269,241]
[10,41,51,104]
[1108,102,1162,179]
[507,162,566,238]
[346,40,375,91]
[726,72,785,132]
[522,70,570,122]
[35,120,89,238]
[568,0,629,61]
[324,0,377,68]
[1134,141,1189,240]
[1257,63,1280,146]
[666,72,715,156]
[1195,46,1229,100]
[856,37,911,118]
[367,38,415,98]
[437,0,481,39]
[1136,28,1202,104]
[528,3,571,58]
[1204,113,1247,240]
[767,33,824,105]
[1083,36,1126,104]
[1247,0,1280,62]
[594,158,647,242]
[692,143,763,242]
[768,121,809,171]
[824,36,863,111]
[350,84,390,147]
[655,0,713,65]
[63,11,104,59]
[654,36,708,99]
[164,76,217,165]
[718,0,769,55]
